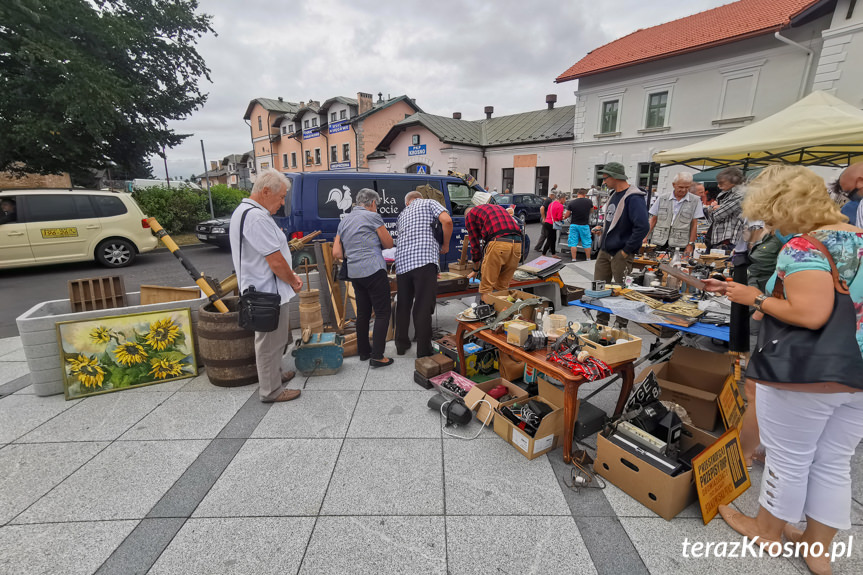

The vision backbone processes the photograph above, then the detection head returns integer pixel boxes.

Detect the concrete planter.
[16,291,208,397]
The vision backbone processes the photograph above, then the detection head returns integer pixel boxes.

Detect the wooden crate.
[140,285,202,305]
[68,276,126,312]
[579,327,642,363]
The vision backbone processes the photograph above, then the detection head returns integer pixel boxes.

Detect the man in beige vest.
[645,172,704,255]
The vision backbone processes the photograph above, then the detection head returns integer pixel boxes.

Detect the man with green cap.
[591,162,649,326]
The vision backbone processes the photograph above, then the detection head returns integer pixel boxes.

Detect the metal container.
[291,332,344,376]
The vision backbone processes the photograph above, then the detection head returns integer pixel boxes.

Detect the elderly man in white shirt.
[229,170,304,402]
[645,172,704,255]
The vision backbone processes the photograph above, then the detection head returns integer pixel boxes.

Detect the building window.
[282,126,287,135]
[330,145,338,163]
[304,120,310,129]
[340,109,347,120]
[291,152,297,168]
[315,148,321,165]
[257,116,262,131]
[305,150,312,165]
[288,124,294,133]
[312,118,318,128]
[594,165,607,187]
[343,143,350,161]
[412,134,421,146]
[502,168,514,193]
[330,112,337,123]
[645,91,668,128]
[283,154,288,168]
[600,100,619,133]
[469,168,479,180]
[535,166,549,196]
[637,162,660,192]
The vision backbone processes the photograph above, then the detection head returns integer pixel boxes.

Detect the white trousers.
[254,303,292,400]
[756,384,863,529]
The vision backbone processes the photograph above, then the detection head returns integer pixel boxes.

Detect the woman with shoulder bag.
[715,166,863,575]
[332,188,395,368]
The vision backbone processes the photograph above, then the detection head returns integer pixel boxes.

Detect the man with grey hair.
[646,172,704,255]
[230,169,304,402]
[394,190,453,357]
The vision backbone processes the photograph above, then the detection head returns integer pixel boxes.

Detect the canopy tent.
[653,91,863,168]
[691,166,763,184]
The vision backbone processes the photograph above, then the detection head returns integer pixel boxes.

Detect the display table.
[568,299,730,341]
[454,320,635,463]
[436,276,562,309]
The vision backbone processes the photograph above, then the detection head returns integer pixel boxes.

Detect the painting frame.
[57,307,198,400]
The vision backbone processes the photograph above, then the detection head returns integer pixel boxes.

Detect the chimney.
[277,96,283,102]
[546,94,557,109]
[210,161,218,170]
[484,106,494,119]
[299,101,305,108]
[377,92,384,103]
[452,112,462,120]
[357,92,373,114]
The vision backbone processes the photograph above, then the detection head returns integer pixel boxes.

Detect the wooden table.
[455,320,635,463]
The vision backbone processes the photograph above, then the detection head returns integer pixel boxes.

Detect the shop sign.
[331,161,351,169]
[693,428,750,523]
[717,376,745,430]
[329,121,349,134]
[408,144,426,156]
[303,129,319,139]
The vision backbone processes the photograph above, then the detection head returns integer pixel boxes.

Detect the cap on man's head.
[598,162,628,181]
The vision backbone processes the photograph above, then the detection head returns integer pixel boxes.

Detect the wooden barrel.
[298,289,323,333]
[197,296,258,387]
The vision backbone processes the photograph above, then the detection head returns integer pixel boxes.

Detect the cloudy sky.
[152,0,730,180]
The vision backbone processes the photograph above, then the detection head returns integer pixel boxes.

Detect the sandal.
[370,357,394,368]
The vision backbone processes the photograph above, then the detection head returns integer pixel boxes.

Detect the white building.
[556,0,863,191]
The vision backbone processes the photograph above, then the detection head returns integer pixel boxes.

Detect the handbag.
[237,205,282,332]
[336,236,349,280]
[746,234,863,388]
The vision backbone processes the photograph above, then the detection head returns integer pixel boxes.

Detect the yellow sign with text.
[717,376,745,430]
[40,227,78,239]
[693,428,750,523]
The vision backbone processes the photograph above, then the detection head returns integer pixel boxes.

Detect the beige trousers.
[254,302,292,400]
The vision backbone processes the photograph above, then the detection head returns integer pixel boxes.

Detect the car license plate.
[197,233,207,240]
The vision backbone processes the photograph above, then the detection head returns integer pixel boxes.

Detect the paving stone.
[0,337,22,358]
[119,389,253,440]
[443,438,570,516]
[321,438,443,516]
[13,440,207,523]
[16,391,173,443]
[299,516,446,575]
[286,358,368,391]
[0,362,31,386]
[447,515,596,575]
[620,516,801,574]
[0,441,107,524]
[149,517,315,575]
[547,446,619,518]
[601,481,704,519]
[0,394,80,444]
[252,390,358,438]
[12,384,36,395]
[179,372,255,393]
[127,378,189,393]
[575,516,650,575]
[359,357,416,391]
[0,520,138,575]
[95,518,184,575]
[347,390,441,439]
[0,348,26,362]
[193,438,341,517]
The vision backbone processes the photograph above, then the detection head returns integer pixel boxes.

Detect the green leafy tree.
[0,0,214,182]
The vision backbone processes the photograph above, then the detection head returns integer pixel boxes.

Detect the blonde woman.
[716,166,863,575]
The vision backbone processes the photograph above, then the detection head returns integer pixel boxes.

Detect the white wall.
[813,0,863,105]
[366,125,484,177]
[485,142,573,194]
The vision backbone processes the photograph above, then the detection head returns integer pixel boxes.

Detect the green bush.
[133,185,249,235]
[208,184,249,217]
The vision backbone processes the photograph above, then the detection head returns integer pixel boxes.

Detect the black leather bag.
[336,236,349,280]
[746,234,863,388]
[236,205,282,332]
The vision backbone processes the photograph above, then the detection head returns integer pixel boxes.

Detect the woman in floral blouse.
[717,165,863,575]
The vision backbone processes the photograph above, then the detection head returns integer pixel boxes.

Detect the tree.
[0,0,214,182]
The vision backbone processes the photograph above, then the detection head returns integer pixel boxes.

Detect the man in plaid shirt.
[465,202,523,294]
[394,191,453,357]
[705,167,746,249]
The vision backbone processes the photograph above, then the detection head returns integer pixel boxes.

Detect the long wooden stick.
[147,218,229,313]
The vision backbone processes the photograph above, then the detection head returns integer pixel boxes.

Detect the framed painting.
[57,307,198,399]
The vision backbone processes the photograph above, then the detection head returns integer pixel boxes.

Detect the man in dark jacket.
[591,162,649,325]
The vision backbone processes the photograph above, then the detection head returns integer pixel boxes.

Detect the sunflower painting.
[57,308,197,399]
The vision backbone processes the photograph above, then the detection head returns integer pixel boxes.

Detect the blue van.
[275,171,529,267]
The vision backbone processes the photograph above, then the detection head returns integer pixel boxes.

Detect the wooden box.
[140,285,202,305]
[578,327,642,364]
[68,276,126,312]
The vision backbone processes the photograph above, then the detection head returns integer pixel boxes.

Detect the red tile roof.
[556,0,822,82]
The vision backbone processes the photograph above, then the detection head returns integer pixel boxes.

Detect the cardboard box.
[432,336,498,377]
[463,377,529,424]
[430,354,455,374]
[493,378,565,460]
[578,326,642,364]
[637,347,733,430]
[594,423,718,520]
[505,320,534,346]
[482,289,541,321]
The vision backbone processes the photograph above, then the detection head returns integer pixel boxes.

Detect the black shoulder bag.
[237,205,282,332]
[746,234,863,388]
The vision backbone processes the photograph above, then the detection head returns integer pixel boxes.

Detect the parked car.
[0,189,158,269]
[195,217,231,249]
[489,193,544,224]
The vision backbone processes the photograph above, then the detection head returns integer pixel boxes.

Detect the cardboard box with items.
[481,289,543,322]
[463,377,529,424]
[493,378,565,460]
[432,335,498,377]
[638,346,734,431]
[577,325,642,364]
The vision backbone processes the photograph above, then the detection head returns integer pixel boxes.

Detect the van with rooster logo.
[273,171,529,268]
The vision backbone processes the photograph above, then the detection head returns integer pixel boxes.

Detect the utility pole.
[200,139,215,218]
[162,145,171,189]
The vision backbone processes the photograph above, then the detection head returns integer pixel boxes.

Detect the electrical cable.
[439,398,493,440]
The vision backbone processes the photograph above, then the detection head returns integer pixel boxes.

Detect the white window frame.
[312,117,318,128]
[288,124,294,133]
[343,143,350,162]
[330,112,337,123]
[596,89,625,136]
[314,148,321,165]
[340,109,347,120]
[291,152,297,168]
[282,153,288,167]
[282,126,287,135]
[330,145,338,163]
[639,79,675,132]
[304,119,309,129]
[715,60,765,122]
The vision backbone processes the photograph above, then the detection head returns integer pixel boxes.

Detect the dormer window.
[312,118,318,128]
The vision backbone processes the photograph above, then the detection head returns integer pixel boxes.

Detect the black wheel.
[517,211,527,225]
[95,238,136,268]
